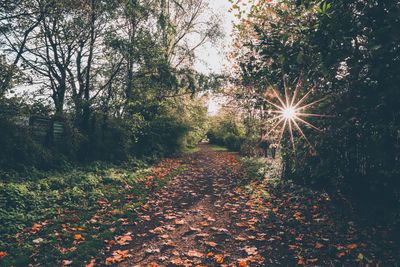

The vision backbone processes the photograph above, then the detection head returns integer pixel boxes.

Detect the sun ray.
[264,80,328,150]
[296,117,323,132]
[288,119,296,151]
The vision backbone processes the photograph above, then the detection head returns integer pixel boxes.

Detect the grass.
[0,159,186,266]
[182,146,200,154]
[210,144,230,152]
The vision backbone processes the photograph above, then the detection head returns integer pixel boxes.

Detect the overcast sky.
[194,0,235,75]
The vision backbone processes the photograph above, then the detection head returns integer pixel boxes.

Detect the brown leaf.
[214,254,224,264]
[205,241,218,247]
[115,234,132,245]
[187,250,204,258]
[170,258,185,266]
[346,243,358,250]
[105,250,131,265]
[85,259,96,267]
[315,242,323,249]
[174,219,186,225]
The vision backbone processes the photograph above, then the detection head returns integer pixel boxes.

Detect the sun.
[263,78,330,151]
[282,106,296,119]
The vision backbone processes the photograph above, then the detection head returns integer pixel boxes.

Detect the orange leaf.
[315,242,323,249]
[187,250,204,258]
[297,258,306,265]
[346,243,358,250]
[214,254,224,264]
[74,234,83,240]
[0,251,7,258]
[238,259,248,266]
[85,259,96,267]
[207,252,214,258]
[337,251,346,258]
[205,241,218,247]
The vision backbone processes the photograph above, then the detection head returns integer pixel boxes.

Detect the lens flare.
[282,106,296,119]
[263,78,330,151]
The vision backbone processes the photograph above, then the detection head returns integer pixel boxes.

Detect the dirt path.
[102,144,399,266]
[117,144,261,266]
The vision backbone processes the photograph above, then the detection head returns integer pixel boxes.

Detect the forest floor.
[1,144,399,266]
[98,144,399,267]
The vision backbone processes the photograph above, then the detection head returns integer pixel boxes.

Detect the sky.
[195,0,236,115]
[195,0,235,75]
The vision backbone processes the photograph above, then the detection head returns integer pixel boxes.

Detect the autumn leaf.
[187,250,204,258]
[105,250,131,265]
[214,254,224,264]
[170,258,185,265]
[115,233,133,245]
[62,260,73,266]
[346,243,358,250]
[337,251,346,258]
[85,259,96,267]
[205,241,218,247]
[174,219,185,225]
[297,258,306,265]
[315,242,323,249]
[74,234,83,240]
[238,259,248,266]
[0,251,7,258]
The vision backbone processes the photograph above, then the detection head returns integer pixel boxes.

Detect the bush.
[207,111,246,151]
[135,116,189,158]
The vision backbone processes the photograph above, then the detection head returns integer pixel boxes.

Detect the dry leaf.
[85,259,96,267]
[214,254,224,264]
[187,250,204,258]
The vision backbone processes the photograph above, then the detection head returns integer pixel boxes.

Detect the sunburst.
[263,78,330,151]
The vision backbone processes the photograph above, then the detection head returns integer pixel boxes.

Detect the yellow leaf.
[357,253,364,261]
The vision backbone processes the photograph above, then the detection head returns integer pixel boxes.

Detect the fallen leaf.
[337,251,346,258]
[357,253,364,261]
[205,241,218,247]
[85,259,96,267]
[170,258,184,265]
[346,243,358,250]
[238,259,248,266]
[187,250,204,258]
[105,250,131,265]
[174,219,185,225]
[0,252,7,258]
[115,234,132,245]
[62,260,73,266]
[74,234,83,240]
[33,237,44,244]
[315,242,323,249]
[214,254,224,264]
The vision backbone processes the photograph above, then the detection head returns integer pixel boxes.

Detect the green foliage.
[207,111,245,151]
[0,161,186,266]
[231,0,400,216]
